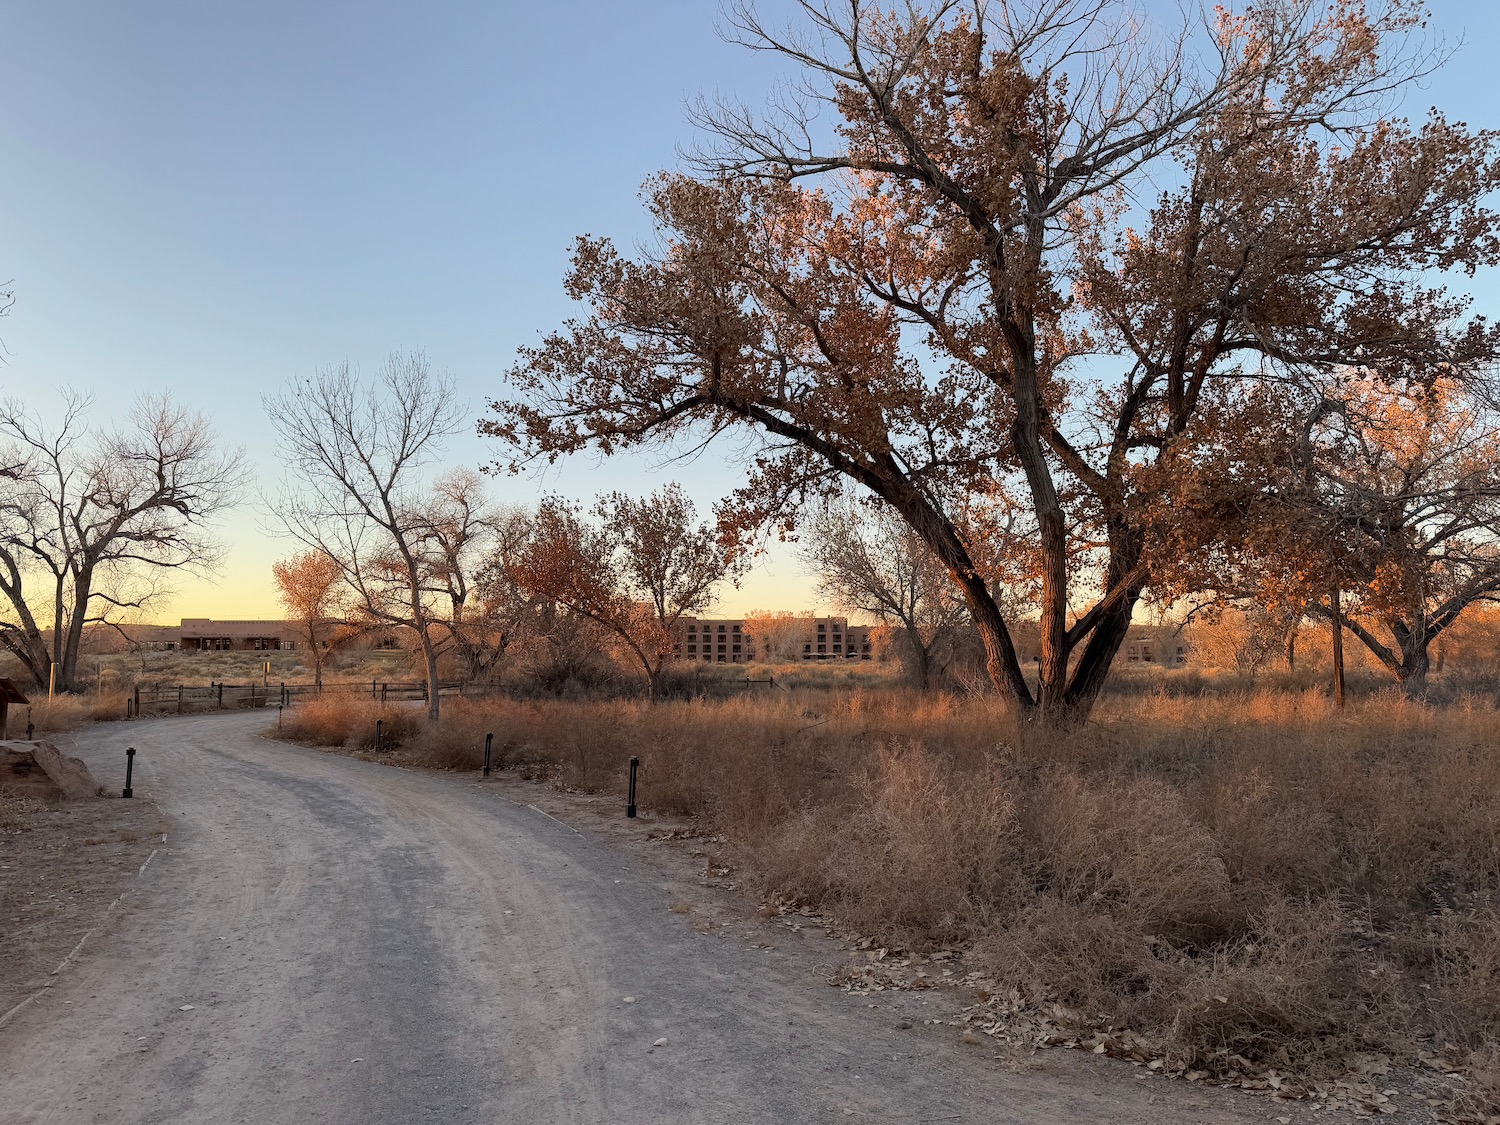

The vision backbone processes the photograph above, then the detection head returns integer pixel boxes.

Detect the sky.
[2,0,1499,623]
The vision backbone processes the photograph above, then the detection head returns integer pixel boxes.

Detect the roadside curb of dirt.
[0,840,162,1032]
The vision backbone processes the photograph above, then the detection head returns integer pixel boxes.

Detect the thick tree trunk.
[911,638,932,691]
[420,630,441,722]
[1397,639,1431,696]
[59,564,94,693]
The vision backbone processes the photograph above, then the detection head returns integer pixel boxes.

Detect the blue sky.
[2,0,1498,622]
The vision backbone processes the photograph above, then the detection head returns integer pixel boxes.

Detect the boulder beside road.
[0,740,100,800]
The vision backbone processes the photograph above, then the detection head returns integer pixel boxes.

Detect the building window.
[817,644,826,653]
[732,624,741,633]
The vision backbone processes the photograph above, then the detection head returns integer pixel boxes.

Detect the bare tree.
[802,497,968,688]
[0,392,245,691]
[265,352,463,721]
[416,470,533,683]
[742,610,816,662]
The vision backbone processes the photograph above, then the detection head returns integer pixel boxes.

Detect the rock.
[31,741,100,799]
[0,740,100,800]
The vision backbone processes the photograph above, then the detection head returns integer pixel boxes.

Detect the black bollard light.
[123,747,136,798]
[483,732,494,778]
[374,719,383,754]
[278,704,283,730]
[627,756,639,818]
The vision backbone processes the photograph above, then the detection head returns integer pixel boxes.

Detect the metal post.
[177,685,183,714]
[627,756,639,819]
[381,683,388,705]
[26,720,34,740]
[375,719,384,754]
[123,747,135,798]
[483,732,493,778]
[278,704,283,730]
[126,698,133,720]
[281,682,288,706]
[134,686,141,716]
[218,682,224,708]
[250,683,256,708]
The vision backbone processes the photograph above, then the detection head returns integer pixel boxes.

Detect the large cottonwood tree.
[489,0,1498,721]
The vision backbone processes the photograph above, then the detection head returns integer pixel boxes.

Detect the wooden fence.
[124,678,476,717]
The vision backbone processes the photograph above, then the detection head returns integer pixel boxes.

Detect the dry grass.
[275,683,1500,1107]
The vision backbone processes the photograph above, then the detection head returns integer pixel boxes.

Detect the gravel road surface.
[0,712,1342,1124]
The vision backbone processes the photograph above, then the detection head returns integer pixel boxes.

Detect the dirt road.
[0,713,1346,1124]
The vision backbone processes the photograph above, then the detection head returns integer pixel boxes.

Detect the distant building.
[671,617,757,663]
[667,615,874,663]
[1121,630,1188,667]
[176,618,304,652]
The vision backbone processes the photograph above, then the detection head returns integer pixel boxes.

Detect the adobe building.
[175,619,304,652]
[668,615,874,663]
[671,618,756,663]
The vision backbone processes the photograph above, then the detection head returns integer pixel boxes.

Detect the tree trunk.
[420,630,441,722]
[911,638,932,691]
[1398,637,1431,697]
[310,624,324,689]
[1284,626,1298,671]
[59,562,95,693]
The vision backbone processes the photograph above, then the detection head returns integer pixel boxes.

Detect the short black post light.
[123,747,136,798]
[26,707,34,741]
[374,719,384,754]
[278,704,284,730]
[627,756,639,819]
[483,732,494,778]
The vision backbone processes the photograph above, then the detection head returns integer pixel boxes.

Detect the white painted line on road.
[526,804,584,837]
[0,847,161,1033]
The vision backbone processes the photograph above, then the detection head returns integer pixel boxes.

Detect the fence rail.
[123,678,489,717]
[123,671,783,717]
